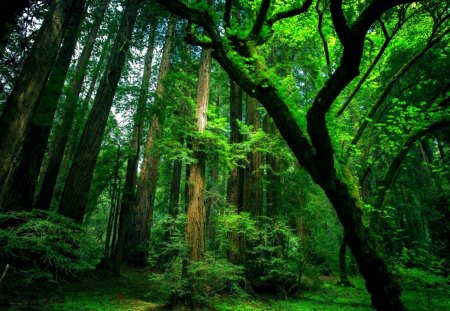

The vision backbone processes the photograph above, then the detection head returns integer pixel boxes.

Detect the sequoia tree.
[0,0,77,210]
[58,0,141,223]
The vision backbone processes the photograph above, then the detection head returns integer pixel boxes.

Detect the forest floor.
[9,267,450,311]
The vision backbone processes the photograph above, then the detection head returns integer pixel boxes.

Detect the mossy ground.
[7,268,449,310]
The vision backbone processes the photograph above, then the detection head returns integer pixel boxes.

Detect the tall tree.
[114,15,158,269]
[185,48,213,261]
[125,15,175,266]
[58,0,141,223]
[242,96,263,217]
[35,0,111,211]
[0,0,77,210]
[3,0,87,211]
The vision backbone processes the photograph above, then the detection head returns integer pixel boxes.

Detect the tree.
[126,15,175,266]
[0,0,77,210]
[185,47,213,261]
[58,0,141,223]
[3,0,87,212]
[154,1,425,309]
[35,0,111,211]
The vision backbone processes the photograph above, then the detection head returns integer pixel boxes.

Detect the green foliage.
[0,210,98,297]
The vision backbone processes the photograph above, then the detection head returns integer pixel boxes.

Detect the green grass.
[8,270,448,311]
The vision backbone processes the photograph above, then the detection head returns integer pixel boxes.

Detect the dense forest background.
[0,0,449,310]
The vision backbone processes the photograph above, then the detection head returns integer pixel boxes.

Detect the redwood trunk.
[0,0,76,210]
[58,0,141,223]
[186,48,212,261]
[242,96,263,218]
[125,16,175,266]
[4,0,86,211]
[35,0,110,211]
[263,115,281,218]
[115,16,158,268]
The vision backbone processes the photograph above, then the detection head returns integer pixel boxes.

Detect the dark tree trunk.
[58,0,141,223]
[169,159,183,217]
[3,0,86,212]
[227,80,244,210]
[226,80,243,263]
[262,115,281,218]
[0,0,30,58]
[0,0,76,210]
[124,15,175,267]
[35,0,110,211]
[338,238,352,286]
[114,16,158,269]
[185,48,212,261]
[242,96,263,218]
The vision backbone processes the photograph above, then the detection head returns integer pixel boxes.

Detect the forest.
[0,0,449,310]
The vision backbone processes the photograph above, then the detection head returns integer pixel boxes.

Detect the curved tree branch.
[373,117,450,212]
[266,0,312,26]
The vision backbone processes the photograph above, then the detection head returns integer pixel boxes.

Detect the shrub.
[0,210,98,298]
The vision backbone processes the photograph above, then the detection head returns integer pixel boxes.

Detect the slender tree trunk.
[125,15,175,267]
[263,115,281,218]
[3,0,86,212]
[35,0,110,211]
[338,238,352,286]
[0,0,30,58]
[58,0,141,223]
[227,81,244,210]
[114,16,158,269]
[169,159,183,217]
[0,0,76,210]
[242,96,263,218]
[226,80,244,263]
[185,48,212,261]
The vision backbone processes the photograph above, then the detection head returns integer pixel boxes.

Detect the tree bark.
[125,15,175,266]
[226,80,244,264]
[185,48,212,261]
[263,115,281,218]
[0,0,76,211]
[242,96,263,218]
[3,0,86,212]
[227,80,244,210]
[58,0,141,223]
[35,0,110,211]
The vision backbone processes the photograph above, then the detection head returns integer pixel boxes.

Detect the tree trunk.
[35,0,110,211]
[227,80,244,210]
[3,0,86,212]
[0,0,76,211]
[262,115,281,218]
[114,16,158,269]
[185,48,212,261]
[242,96,263,218]
[226,80,244,263]
[338,238,352,286]
[0,0,30,58]
[124,15,176,267]
[169,159,183,217]
[58,0,141,223]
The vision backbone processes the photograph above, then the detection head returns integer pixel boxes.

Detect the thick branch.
[224,0,232,29]
[267,0,312,26]
[249,0,271,39]
[330,0,351,45]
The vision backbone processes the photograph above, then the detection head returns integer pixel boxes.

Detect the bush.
[147,255,245,306]
[0,210,98,298]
